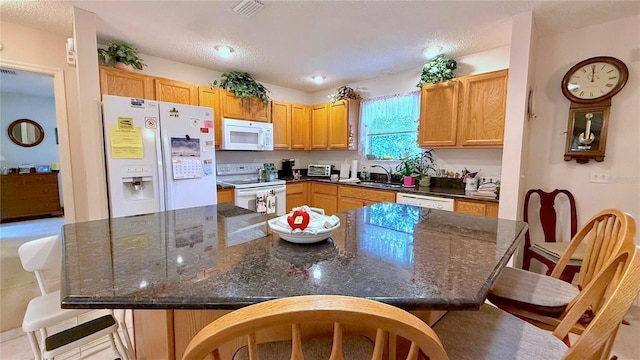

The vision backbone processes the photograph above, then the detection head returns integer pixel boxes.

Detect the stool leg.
[26,331,43,360]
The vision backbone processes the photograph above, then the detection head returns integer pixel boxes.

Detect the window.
[359,91,421,160]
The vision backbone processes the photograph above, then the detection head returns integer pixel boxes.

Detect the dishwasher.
[396,192,455,211]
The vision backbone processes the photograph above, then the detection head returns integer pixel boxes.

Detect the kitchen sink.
[359,181,405,190]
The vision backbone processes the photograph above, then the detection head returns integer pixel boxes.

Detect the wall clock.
[561,56,628,163]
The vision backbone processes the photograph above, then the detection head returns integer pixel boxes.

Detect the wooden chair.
[433,244,640,360]
[19,235,131,360]
[522,189,579,282]
[181,294,448,360]
[488,209,635,333]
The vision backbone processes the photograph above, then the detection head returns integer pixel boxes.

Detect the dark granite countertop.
[286,178,499,203]
[61,203,525,311]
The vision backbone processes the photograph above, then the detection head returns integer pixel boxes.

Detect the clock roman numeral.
[601,65,606,70]
[590,92,593,97]
[606,83,614,87]
[579,91,585,96]
[572,88,579,93]
[581,68,587,73]
[607,69,615,73]
[609,77,617,80]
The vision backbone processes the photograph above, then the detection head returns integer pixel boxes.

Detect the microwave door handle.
[258,129,264,149]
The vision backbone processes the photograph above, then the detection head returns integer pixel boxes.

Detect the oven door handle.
[235,186,286,197]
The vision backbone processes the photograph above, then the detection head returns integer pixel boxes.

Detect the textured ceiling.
[2,1,639,94]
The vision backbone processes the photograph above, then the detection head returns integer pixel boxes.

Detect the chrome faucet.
[371,164,392,183]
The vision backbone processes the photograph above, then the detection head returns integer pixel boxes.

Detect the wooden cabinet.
[217,188,234,204]
[337,185,396,212]
[286,182,308,212]
[418,80,459,147]
[418,69,508,148]
[99,66,154,99]
[1,173,63,222]
[291,103,311,150]
[454,198,499,217]
[311,104,329,149]
[198,87,223,147]
[154,78,198,105]
[220,90,270,122]
[328,99,359,150]
[458,70,508,146]
[272,101,291,149]
[310,100,359,150]
[310,182,337,215]
[272,102,311,150]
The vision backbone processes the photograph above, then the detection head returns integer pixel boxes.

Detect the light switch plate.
[589,170,610,183]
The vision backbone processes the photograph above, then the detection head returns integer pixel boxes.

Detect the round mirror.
[8,119,44,147]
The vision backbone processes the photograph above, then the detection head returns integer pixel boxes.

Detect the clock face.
[561,56,628,104]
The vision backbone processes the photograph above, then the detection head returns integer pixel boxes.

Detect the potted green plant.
[395,154,421,187]
[414,150,437,187]
[416,54,457,87]
[209,71,270,104]
[328,85,362,103]
[97,40,147,71]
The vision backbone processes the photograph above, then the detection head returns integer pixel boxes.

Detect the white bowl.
[267,209,340,244]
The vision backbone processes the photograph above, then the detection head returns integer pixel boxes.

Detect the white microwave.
[220,118,273,151]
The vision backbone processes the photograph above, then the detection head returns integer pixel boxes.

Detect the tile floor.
[1,218,638,359]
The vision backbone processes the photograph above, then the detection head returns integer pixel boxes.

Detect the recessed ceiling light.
[311,75,325,84]
[423,46,442,59]
[214,45,235,58]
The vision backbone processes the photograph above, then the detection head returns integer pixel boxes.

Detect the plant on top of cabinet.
[328,85,361,102]
[98,40,147,71]
[416,54,457,87]
[209,71,270,103]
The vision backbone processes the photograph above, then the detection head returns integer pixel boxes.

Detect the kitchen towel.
[256,190,277,214]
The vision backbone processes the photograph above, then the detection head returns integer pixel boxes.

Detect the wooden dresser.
[0,172,63,223]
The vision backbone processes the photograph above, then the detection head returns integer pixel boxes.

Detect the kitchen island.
[61,202,526,359]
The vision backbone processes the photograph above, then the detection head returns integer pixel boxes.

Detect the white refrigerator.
[102,95,218,217]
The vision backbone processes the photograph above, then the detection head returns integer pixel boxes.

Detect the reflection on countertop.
[61,202,525,311]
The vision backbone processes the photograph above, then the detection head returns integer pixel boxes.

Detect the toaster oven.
[307,164,333,177]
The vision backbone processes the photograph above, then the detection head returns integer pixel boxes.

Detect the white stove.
[217,163,286,215]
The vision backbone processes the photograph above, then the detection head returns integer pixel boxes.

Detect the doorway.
[0,62,72,332]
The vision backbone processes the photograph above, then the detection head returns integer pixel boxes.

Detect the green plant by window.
[416,54,457,87]
[97,41,147,70]
[395,150,437,179]
[209,71,270,104]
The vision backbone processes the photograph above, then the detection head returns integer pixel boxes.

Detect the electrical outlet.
[589,171,610,183]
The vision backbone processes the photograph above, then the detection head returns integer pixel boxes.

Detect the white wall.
[134,52,313,105]
[526,13,640,228]
[0,92,59,168]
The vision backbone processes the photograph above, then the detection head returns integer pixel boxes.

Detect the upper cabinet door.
[418,80,459,147]
[291,104,310,150]
[244,97,271,122]
[198,87,222,147]
[271,101,291,149]
[311,103,329,149]
[220,90,245,119]
[99,66,154,99]
[154,78,198,105]
[458,69,508,146]
[328,100,348,149]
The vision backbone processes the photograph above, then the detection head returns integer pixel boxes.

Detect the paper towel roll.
[339,160,350,179]
[350,160,358,179]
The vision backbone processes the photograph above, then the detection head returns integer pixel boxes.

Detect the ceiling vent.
[0,69,17,75]
[232,0,264,17]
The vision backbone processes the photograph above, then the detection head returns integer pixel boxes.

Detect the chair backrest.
[551,210,635,291]
[18,235,61,296]
[523,189,578,247]
[555,244,640,360]
[181,295,449,360]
